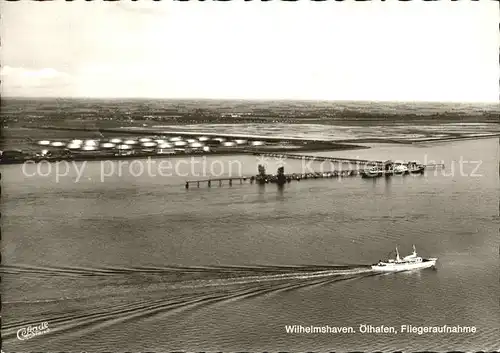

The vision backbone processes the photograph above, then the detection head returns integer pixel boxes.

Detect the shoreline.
[2,123,499,165]
[19,124,500,142]
[5,123,500,144]
[403,133,500,143]
[2,134,499,166]
[0,144,369,166]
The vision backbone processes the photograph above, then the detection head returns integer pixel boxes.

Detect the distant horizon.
[1,96,499,106]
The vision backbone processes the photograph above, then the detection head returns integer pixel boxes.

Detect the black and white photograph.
[1,1,499,352]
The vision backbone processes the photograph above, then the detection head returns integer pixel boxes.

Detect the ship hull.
[361,171,383,178]
[371,259,437,272]
[409,167,425,174]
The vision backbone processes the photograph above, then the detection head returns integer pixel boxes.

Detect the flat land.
[1,98,499,163]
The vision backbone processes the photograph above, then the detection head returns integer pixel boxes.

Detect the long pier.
[252,152,445,169]
[252,152,384,166]
[184,156,445,188]
[185,177,249,189]
[185,170,359,189]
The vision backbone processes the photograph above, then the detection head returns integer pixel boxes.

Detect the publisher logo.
[17,322,50,341]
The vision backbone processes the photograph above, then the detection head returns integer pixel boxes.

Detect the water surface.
[2,138,499,351]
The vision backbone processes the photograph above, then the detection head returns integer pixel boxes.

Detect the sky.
[1,1,499,102]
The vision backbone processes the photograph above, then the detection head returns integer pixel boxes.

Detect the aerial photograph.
[1,1,499,352]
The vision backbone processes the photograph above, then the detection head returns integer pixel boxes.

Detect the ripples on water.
[1,138,499,351]
[2,264,376,347]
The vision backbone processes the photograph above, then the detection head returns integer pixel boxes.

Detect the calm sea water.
[1,138,499,352]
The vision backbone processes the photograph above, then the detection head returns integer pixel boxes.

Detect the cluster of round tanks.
[37,136,265,152]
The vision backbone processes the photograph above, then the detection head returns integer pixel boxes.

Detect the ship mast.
[396,246,401,262]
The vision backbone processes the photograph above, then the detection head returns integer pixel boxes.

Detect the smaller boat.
[407,161,425,174]
[371,245,437,272]
[360,166,383,178]
[393,163,409,175]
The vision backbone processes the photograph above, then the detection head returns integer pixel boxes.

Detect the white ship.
[371,245,437,272]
